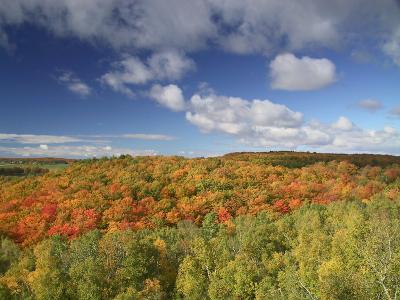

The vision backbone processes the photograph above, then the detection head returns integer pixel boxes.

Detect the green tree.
[68,230,104,300]
[176,256,208,299]
[0,237,20,275]
[28,236,68,300]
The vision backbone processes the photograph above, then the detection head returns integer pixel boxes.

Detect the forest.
[0,152,400,299]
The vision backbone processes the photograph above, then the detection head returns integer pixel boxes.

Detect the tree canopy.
[0,152,399,299]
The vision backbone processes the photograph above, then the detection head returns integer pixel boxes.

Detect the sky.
[0,0,400,158]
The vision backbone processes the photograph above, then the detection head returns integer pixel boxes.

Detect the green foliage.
[176,256,208,299]
[0,153,399,298]
[1,198,400,298]
[0,237,20,275]
[28,236,68,300]
[202,212,218,239]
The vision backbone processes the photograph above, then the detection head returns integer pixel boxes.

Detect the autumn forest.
[1,152,400,299]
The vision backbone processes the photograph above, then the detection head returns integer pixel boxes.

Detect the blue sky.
[0,0,400,158]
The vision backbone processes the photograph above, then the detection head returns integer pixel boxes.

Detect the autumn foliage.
[0,152,399,299]
[0,152,399,246]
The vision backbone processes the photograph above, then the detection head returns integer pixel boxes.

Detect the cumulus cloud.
[149,84,186,111]
[185,92,304,138]
[101,51,195,96]
[184,92,332,148]
[58,71,91,97]
[269,53,337,90]
[211,0,339,54]
[181,89,400,153]
[332,116,353,131]
[0,145,158,158]
[0,0,215,51]
[0,0,399,62]
[357,99,383,112]
[100,57,151,96]
[325,125,400,154]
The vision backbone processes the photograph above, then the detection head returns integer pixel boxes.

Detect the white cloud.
[269,53,337,91]
[0,0,399,62]
[357,99,383,112]
[121,133,176,141]
[178,150,222,158]
[58,71,91,97]
[383,27,400,66]
[181,90,400,153]
[326,125,400,154]
[247,116,400,154]
[0,0,216,51]
[250,100,303,127]
[0,145,158,158]
[85,133,176,141]
[0,132,176,144]
[149,84,186,111]
[147,51,196,80]
[211,0,339,54]
[101,51,194,96]
[0,132,174,158]
[186,92,303,137]
[100,57,150,96]
[68,82,91,97]
[0,133,81,144]
[1,2,400,155]
[332,116,353,131]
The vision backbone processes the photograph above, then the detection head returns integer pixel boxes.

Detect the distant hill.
[0,157,76,164]
[223,151,400,168]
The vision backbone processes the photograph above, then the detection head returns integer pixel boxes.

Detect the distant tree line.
[224,151,400,168]
[0,158,74,165]
[0,167,49,176]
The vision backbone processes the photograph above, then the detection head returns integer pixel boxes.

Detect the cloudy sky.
[0,0,400,158]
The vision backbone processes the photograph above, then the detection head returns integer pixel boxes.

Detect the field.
[0,162,68,170]
[0,152,399,299]
[0,158,73,176]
